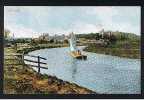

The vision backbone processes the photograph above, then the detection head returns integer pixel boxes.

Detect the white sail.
[69,32,77,52]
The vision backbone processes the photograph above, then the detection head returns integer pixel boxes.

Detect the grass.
[4,45,96,94]
[17,43,68,54]
[84,40,140,59]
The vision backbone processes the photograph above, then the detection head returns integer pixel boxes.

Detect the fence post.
[38,56,40,74]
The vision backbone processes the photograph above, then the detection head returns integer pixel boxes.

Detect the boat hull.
[69,52,87,60]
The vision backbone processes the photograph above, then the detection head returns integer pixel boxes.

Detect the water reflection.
[70,58,77,81]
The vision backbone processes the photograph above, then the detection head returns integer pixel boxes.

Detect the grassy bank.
[16,43,68,54]
[4,46,96,94]
[84,40,140,59]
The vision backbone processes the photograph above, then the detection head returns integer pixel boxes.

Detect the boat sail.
[69,32,87,60]
[69,32,77,52]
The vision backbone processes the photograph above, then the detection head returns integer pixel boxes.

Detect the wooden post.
[38,56,40,74]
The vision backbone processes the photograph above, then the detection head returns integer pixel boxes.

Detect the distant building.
[39,33,50,41]
[100,29,115,37]
[37,33,68,43]
[53,34,66,42]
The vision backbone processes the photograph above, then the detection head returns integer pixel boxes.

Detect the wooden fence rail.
[5,53,48,74]
[24,59,47,65]
[24,54,48,74]
[26,54,47,60]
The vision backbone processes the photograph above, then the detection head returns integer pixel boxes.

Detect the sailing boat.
[69,32,87,60]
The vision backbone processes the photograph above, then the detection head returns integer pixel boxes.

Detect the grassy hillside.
[77,32,140,59]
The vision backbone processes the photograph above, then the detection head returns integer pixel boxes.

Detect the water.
[24,46,141,94]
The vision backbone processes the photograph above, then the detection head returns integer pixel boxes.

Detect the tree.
[30,39,37,45]
[103,33,109,40]
[64,39,69,44]
[49,39,54,43]
[109,34,117,44]
[95,33,102,40]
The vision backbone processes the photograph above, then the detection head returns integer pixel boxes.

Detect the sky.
[4,6,140,38]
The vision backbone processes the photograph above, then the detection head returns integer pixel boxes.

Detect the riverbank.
[83,41,140,59]
[15,41,140,59]
[16,41,140,59]
[4,46,96,94]
[16,43,69,54]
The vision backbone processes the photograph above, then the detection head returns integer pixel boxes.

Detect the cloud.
[71,21,102,33]
[4,6,140,38]
[80,6,140,34]
[4,23,39,38]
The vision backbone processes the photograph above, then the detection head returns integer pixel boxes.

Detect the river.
[24,46,141,94]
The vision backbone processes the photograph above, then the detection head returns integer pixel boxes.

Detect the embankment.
[84,44,140,59]
[4,45,96,94]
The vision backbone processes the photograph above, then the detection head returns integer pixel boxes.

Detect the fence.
[24,54,48,74]
[5,52,48,74]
